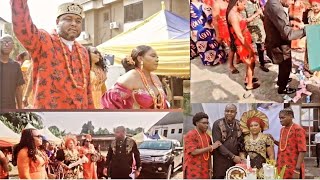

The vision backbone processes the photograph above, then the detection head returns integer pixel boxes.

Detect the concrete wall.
[83,10,95,45]
[172,0,189,19]
[76,0,188,46]
[109,1,124,38]
[143,0,189,20]
[84,1,124,46]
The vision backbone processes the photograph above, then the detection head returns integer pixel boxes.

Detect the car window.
[138,141,172,150]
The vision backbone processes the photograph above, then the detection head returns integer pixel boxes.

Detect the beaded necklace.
[195,129,210,161]
[136,68,165,109]
[309,11,320,24]
[249,132,262,145]
[58,37,87,89]
[279,124,294,151]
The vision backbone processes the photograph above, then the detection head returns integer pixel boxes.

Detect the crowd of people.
[191,0,320,93]
[183,105,307,179]
[0,126,141,179]
[0,0,172,110]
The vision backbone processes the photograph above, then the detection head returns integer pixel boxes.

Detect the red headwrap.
[247,117,265,129]
[65,137,77,148]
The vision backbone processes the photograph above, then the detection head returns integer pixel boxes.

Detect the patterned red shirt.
[183,129,212,179]
[11,0,94,109]
[277,123,307,179]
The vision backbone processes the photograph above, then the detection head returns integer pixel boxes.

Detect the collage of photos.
[0,0,320,180]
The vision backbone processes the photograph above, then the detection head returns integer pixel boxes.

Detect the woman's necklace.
[136,68,165,109]
[249,132,262,145]
[58,37,87,89]
[195,129,210,161]
[279,124,294,151]
[310,11,320,24]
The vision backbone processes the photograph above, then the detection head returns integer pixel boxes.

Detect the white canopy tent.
[0,121,20,146]
[132,132,151,144]
[39,127,62,145]
[24,123,37,129]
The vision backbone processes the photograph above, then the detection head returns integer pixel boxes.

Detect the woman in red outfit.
[227,0,260,90]
[213,0,239,74]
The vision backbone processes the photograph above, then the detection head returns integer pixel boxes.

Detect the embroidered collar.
[60,37,75,51]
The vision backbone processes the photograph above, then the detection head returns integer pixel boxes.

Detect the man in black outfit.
[0,34,25,110]
[264,0,306,94]
[212,104,244,179]
[104,126,141,179]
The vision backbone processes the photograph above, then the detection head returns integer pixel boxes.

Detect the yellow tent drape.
[97,39,190,77]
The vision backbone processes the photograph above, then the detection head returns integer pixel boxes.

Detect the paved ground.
[9,162,318,179]
[191,50,320,103]
[139,169,183,179]
[9,161,183,179]
[305,158,320,179]
[171,171,183,179]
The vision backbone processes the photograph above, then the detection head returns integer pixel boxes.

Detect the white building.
[0,17,8,37]
[73,0,189,46]
[148,112,184,143]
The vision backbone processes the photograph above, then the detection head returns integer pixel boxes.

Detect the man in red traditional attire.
[11,1,94,109]
[183,112,221,179]
[274,108,306,179]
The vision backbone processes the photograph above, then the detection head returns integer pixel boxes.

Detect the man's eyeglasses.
[84,140,91,142]
[0,41,14,45]
[33,135,42,138]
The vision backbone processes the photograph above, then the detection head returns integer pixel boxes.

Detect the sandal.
[245,83,260,91]
[244,78,258,86]
[231,69,240,74]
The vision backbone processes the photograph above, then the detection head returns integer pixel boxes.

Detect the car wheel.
[166,164,173,179]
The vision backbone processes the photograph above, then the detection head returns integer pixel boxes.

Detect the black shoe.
[260,65,269,72]
[245,83,260,91]
[278,87,296,94]
[288,78,292,83]
[264,59,272,64]
[244,78,258,86]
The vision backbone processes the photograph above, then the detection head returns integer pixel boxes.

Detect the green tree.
[0,112,43,133]
[111,127,144,135]
[81,121,95,134]
[48,126,66,138]
[95,128,110,135]
[134,127,144,135]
